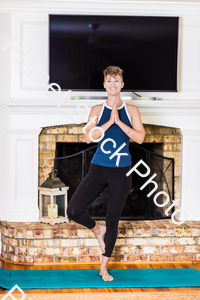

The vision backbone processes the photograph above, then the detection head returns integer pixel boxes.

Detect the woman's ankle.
[91,222,99,234]
[101,256,110,269]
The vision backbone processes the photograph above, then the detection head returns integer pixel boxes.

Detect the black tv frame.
[48,14,179,92]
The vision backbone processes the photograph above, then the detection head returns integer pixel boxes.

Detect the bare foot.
[95,224,106,254]
[99,269,114,281]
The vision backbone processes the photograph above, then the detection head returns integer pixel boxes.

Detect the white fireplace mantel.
[2,98,200,127]
[0,98,200,222]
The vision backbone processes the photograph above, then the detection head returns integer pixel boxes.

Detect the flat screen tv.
[49,14,179,92]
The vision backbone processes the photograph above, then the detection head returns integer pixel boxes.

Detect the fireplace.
[0,98,199,223]
[39,123,180,222]
[1,98,200,264]
[54,143,174,220]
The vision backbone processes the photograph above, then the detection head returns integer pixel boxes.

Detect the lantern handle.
[50,168,58,178]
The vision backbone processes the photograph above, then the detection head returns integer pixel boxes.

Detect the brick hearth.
[1,219,200,264]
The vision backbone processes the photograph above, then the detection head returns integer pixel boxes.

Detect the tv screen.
[49,15,179,92]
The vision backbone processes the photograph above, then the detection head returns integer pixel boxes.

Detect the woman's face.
[103,75,124,95]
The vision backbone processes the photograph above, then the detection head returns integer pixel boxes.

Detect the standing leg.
[100,166,132,281]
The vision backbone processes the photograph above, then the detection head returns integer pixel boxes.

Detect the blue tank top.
[91,101,132,168]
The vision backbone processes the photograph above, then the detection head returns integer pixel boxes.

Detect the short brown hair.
[103,66,123,81]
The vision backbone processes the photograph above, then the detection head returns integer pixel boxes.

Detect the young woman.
[67,66,145,281]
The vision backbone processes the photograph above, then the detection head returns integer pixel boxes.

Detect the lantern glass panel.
[54,195,65,217]
[42,195,56,217]
[42,195,50,217]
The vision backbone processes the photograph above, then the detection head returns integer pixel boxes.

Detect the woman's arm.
[84,104,114,144]
[115,104,145,144]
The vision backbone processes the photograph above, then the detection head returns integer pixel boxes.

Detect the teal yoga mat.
[0,268,200,289]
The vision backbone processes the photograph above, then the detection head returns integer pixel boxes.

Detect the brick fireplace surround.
[1,123,200,264]
[38,124,181,191]
[1,97,200,267]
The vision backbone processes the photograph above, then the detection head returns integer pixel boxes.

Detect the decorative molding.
[2,98,200,106]
[1,1,200,16]
[2,99,200,117]
[8,129,40,223]
[2,2,200,99]
[178,205,200,220]
[180,128,200,135]
[8,128,41,134]
[20,21,48,90]
[8,206,39,222]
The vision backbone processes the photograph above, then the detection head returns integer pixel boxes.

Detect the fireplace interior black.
[54,143,174,220]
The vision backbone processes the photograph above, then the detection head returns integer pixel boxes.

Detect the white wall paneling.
[180,129,200,220]
[0,104,11,220]
[7,128,40,221]
[0,0,200,222]
[1,1,200,99]
[0,12,11,98]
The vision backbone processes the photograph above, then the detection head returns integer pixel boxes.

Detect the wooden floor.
[0,260,200,294]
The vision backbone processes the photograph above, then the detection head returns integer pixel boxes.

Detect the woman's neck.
[106,95,123,108]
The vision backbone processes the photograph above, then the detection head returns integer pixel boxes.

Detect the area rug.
[0,268,200,289]
[1,292,200,300]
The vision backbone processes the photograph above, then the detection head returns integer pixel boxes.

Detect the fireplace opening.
[54,142,174,221]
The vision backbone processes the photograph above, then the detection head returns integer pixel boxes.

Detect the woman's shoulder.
[125,103,139,115]
[91,103,103,114]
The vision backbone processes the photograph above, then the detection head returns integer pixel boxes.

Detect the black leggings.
[67,163,132,257]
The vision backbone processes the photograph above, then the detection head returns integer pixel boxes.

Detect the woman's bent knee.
[67,205,79,220]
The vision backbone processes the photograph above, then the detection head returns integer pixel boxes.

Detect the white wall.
[0,12,11,98]
[0,1,200,100]
[0,104,10,220]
